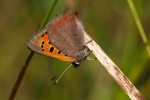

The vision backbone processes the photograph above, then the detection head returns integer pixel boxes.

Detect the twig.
[9,52,34,100]
[84,32,145,100]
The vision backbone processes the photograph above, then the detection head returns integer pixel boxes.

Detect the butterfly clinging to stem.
[27,11,94,84]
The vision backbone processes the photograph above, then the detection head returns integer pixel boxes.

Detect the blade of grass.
[127,0,150,58]
[39,0,58,30]
[114,0,148,99]
[8,0,58,100]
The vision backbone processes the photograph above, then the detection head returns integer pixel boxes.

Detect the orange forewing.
[38,33,76,62]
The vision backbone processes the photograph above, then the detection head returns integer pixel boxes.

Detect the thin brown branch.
[84,32,145,100]
[9,52,34,100]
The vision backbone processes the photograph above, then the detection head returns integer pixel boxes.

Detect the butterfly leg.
[83,39,93,46]
[87,56,97,61]
[84,50,97,61]
[79,39,93,51]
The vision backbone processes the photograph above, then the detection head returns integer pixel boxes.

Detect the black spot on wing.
[57,51,61,55]
[49,47,54,52]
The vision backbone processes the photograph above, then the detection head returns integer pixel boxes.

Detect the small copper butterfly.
[27,11,92,84]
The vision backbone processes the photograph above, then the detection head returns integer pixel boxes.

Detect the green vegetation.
[0,0,149,100]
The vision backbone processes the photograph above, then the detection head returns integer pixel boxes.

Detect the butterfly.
[26,11,93,84]
[27,11,92,66]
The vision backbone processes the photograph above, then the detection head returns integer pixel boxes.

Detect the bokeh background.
[0,0,150,100]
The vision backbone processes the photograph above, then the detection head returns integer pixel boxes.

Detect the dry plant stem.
[9,52,34,100]
[84,32,144,100]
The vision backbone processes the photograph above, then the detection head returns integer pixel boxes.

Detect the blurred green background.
[0,0,150,100]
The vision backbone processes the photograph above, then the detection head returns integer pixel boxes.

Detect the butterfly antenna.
[51,63,72,85]
[51,63,72,80]
[54,63,72,85]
